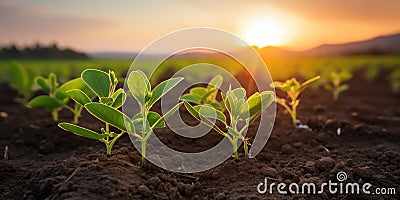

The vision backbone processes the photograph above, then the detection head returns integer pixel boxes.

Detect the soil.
[0,70,399,200]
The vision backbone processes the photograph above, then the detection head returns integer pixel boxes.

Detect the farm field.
[0,56,399,199]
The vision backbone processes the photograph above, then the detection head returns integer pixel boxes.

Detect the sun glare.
[244,18,285,47]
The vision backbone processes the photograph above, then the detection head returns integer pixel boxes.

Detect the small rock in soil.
[39,141,55,154]
[184,184,194,196]
[303,161,316,173]
[281,144,295,154]
[260,166,279,179]
[324,119,339,129]
[145,177,161,188]
[138,185,150,196]
[315,157,336,172]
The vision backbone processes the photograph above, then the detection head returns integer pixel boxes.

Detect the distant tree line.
[0,43,88,59]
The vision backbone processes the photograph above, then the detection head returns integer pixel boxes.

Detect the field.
[0,56,400,199]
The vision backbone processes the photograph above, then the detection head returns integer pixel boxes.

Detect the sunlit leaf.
[127,70,151,106]
[81,69,111,97]
[59,122,107,140]
[85,102,130,131]
[27,95,61,111]
[66,89,91,106]
[148,77,183,107]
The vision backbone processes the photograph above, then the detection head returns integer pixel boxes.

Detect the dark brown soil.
[0,71,399,200]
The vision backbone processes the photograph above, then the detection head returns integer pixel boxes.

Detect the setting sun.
[244,18,286,47]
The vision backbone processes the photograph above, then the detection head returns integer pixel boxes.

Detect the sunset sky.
[1,0,399,53]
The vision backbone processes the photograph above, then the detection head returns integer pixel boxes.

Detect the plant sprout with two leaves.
[180,75,224,111]
[183,84,274,160]
[270,76,320,126]
[324,71,352,101]
[59,69,128,155]
[27,73,94,123]
[127,70,183,164]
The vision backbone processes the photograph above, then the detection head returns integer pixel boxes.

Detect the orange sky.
[0,0,399,53]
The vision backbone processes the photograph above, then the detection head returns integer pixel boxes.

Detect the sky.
[0,0,399,53]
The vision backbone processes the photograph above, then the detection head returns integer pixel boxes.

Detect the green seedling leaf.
[190,87,207,98]
[248,91,274,124]
[127,70,151,106]
[207,75,223,90]
[300,76,320,92]
[338,84,349,92]
[48,73,58,91]
[27,96,61,111]
[35,76,50,93]
[200,88,217,102]
[148,77,183,107]
[59,123,107,140]
[194,104,226,123]
[232,88,246,100]
[132,111,166,130]
[66,89,91,106]
[82,69,111,97]
[57,77,91,100]
[10,63,31,97]
[85,102,130,131]
[180,93,201,104]
[100,97,114,105]
[183,101,226,136]
[111,92,126,109]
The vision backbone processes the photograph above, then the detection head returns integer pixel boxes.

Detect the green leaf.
[81,69,111,97]
[200,88,217,102]
[48,73,58,92]
[148,112,165,128]
[270,81,286,89]
[10,63,30,95]
[300,76,320,92]
[324,84,333,92]
[111,92,126,109]
[338,84,349,92]
[190,87,207,99]
[180,94,201,104]
[127,70,151,106]
[35,76,50,93]
[27,96,61,111]
[132,111,166,130]
[248,91,274,124]
[85,102,130,131]
[183,101,226,136]
[100,97,114,105]
[340,71,352,82]
[232,88,246,100]
[58,122,107,140]
[194,104,226,123]
[57,77,90,100]
[207,75,223,90]
[66,89,91,106]
[148,77,183,107]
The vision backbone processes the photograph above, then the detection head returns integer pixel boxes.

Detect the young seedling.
[324,71,352,101]
[127,70,184,164]
[27,73,93,123]
[59,69,128,155]
[389,68,400,94]
[183,86,274,159]
[271,76,320,126]
[9,63,34,104]
[180,75,224,111]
